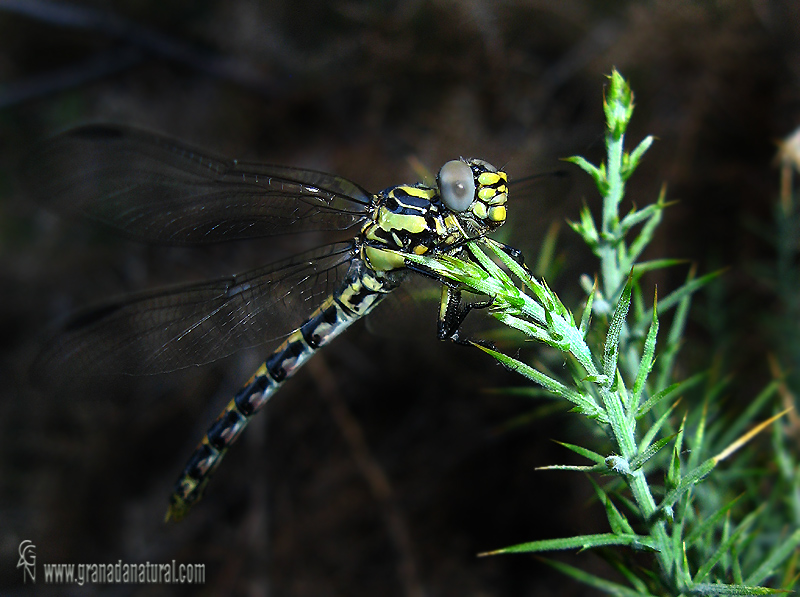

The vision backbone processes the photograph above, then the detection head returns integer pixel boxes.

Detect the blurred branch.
[0,47,144,109]
[0,0,277,106]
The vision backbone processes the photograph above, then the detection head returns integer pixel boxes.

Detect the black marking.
[207,410,245,450]
[370,226,393,245]
[343,283,375,311]
[234,375,271,416]
[265,340,305,382]
[185,443,218,479]
[492,241,525,266]
[301,304,339,349]
[391,191,430,213]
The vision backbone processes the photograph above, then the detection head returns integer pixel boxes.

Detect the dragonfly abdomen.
[166,261,397,521]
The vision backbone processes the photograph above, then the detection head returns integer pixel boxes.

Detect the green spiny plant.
[404,69,798,595]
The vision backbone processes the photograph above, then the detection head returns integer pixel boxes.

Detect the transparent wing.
[34,243,356,379]
[23,124,374,245]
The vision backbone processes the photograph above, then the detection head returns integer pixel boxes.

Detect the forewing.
[23,124,374,244]
[34,243,356,379]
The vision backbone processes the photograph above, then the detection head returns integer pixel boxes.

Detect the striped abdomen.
[166,261,397,521]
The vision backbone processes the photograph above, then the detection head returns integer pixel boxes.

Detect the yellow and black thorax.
[360,158,509,273]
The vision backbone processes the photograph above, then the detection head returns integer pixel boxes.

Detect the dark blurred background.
[1,1,799,595]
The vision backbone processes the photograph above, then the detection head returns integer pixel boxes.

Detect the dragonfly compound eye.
[438,159,476,213]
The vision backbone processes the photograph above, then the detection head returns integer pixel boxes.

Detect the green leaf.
[537,464,602,472]
[579,280,597,338]
[666,416,686,490]
[585,373,610,385]
[653,269,725,318]
[654,265,698,389]
[629,433,676,472]
[621,135,654,181]
[687,584,786,595]
[673,496,692,585]
[467,241,515,289]
[604,68,634,139]
[553,441,606,464]
[658,458,717,515]
[604,273,633,382]
[693,509,760,583]
[631,289,659,415]
[631,258,688,278]
[492,313,560,347]
[639,400,681,455]
[479,532,658,556]
[686,395,709,471]
[745,528,800,586]
[534,221,561,278]
[472,344,606,420]
[564,156,607,193]
[684,495,743,549]
[713,380,780,453]
[619,201,661,235]
[636,372,706,418]
[588,476,635,536]
[625,190,668,269]
[607,556,654,595]
[542,558,657,597]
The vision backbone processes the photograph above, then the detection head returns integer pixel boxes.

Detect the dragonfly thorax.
[361,158,508,272]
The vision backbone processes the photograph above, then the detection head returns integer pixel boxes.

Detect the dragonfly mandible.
[28,125,513,521]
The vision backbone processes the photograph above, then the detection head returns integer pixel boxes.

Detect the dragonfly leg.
[490,239,526,267]
[404,257,494,346]
[436,284,493,346]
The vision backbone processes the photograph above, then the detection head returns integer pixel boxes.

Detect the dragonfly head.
[437,158,508,233]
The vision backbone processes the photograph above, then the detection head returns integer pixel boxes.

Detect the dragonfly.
[28,124,515,522]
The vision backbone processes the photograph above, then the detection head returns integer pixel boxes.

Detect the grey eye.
[438,160,475,212]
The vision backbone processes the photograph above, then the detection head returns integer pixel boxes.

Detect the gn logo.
[17,540,35,583]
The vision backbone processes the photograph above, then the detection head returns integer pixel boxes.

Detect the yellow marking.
[166,476,210,522]
[395,185,436,200]
[439,285,449,319]
[316,295,338,312]
[364,246,406,271]
[365,224,383,242]
[362,208,380,234]
[362,272,387,292]
[285,327,305,344]
[181,477,199,495]
[338,279,362,305]
[413,245,428,255]
[478,187,496,200]
[488,205,506,222]
[488,192,507,206]
[378,207,427,234]
[478,171,501,186]
[472,201,488,219]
